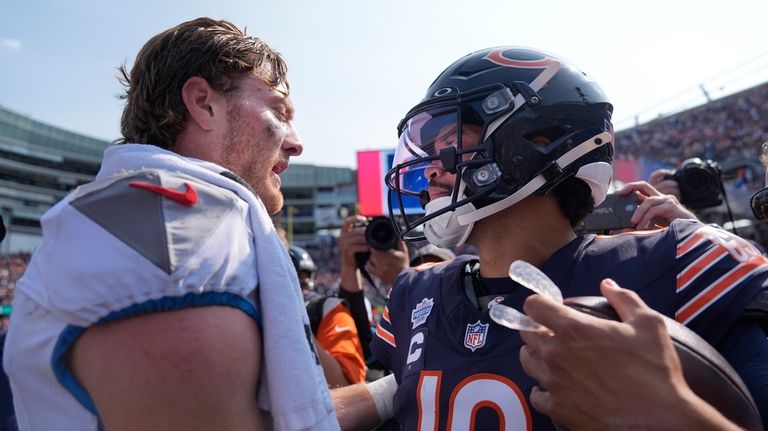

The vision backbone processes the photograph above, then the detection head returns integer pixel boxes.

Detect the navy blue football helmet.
[386,47,615,246]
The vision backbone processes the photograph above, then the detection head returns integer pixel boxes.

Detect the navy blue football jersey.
[371,219,768,430]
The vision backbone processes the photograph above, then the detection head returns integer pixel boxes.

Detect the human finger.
[528,386,553,416]
[630,194,668,226]
[615,181,657,198]
[646,200,695,227]
[344,230,368,243]
[652,179,681,197]
[340,227,367,245]
[629,195,655,227]
[599,279,647,323]
[523,293,587,333]
[342,215,366,231]
[632,195,694,228]
[519,344,549,383]
[649,168,675,185]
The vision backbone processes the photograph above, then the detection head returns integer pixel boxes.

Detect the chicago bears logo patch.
[411,297,435,329]
[464,320,489,352]
[487,296,505,310]
[484,47,556,69]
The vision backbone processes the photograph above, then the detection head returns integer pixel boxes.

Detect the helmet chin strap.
[457,131,613,226]
[423,197,476,247]
[423,180,475,247]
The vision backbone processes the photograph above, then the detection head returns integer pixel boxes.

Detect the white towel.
[98,144,339,430]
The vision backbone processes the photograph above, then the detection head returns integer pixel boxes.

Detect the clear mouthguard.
[488,260,563,334]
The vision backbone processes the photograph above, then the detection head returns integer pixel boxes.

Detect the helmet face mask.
[386,47,615,245]
[386,86,508,241]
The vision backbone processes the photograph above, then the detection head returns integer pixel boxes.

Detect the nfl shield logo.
[464,320,489,352]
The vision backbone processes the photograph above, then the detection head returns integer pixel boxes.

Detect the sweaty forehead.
[239,70,289,94]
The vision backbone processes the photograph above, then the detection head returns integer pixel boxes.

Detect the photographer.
[649,158,724,213]
[338,215,409,361]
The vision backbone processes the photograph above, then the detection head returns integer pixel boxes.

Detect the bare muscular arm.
[69,306,265,431]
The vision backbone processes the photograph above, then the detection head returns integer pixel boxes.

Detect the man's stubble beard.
[222,104,284,215]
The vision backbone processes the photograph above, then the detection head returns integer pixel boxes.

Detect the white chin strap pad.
[423,196,476,248]
[575,161,613,206]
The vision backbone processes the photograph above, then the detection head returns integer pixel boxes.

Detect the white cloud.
[1,39,22,50]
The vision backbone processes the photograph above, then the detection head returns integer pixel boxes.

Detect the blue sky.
[2,1,768,168]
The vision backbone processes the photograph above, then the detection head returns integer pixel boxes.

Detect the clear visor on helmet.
[388,107,484,201]
[386,85,516,241]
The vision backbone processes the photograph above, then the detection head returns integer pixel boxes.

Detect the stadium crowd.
[0,254,26,331]
[616,82,768,167]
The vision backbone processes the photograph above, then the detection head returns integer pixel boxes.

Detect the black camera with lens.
[665,158,723,209]
[354,216,399,268]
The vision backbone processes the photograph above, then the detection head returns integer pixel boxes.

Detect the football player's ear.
[182,77,225,132]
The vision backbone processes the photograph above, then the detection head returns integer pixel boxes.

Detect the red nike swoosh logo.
[129,181,198,207]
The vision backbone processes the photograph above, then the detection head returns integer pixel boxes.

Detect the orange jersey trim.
[676,246,728,292]
[375,323,396,348]
[676,255,767,324]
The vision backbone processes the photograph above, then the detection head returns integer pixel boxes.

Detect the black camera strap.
[719,177,739,237]
[358,264,379,294]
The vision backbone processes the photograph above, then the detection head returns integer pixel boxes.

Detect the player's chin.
[263,190,284,215]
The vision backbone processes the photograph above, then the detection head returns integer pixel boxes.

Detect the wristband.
[366,374,396,421]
